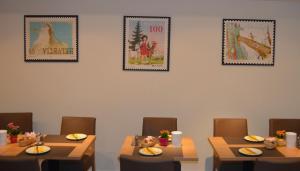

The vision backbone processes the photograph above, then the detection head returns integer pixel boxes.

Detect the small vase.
[10,135,18,143]
[276,138,286,146]
[159,137,168,146]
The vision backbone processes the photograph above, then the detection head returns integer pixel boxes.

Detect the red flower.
[6,122,20,136]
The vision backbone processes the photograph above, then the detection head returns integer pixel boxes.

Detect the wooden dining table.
[209,136,300,171]
[0,135,96,160]
[120,135,198,162]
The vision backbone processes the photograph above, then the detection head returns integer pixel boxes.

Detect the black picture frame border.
[123,16,171,71]
[222,18,276,66]
[24,15,79,62]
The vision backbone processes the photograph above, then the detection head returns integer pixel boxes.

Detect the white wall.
[1,0,300,170]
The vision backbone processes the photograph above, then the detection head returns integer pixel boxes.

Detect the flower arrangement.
[160,130,170,139]
[159,130,170,146]
[6,122,20,136]
[276,130,286,139]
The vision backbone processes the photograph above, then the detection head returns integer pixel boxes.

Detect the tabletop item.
[238,147,263,156]
[244,135,264,142]
[25,145,51,155]
[286,132,297,148]
[18,137,36,147]
[0,129,7,146]
[18,132,37,147]
[66,133,87,140]
[141,136,156,147]
[171,131,182,147]
[159,130,170,146]
[139,147,163,156]
[121,136,198,161]
[264,137,277,149]
[133,135,139,146]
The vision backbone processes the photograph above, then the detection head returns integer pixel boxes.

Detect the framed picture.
[222,19,276,66]
[123,16,171,71]
[24,15,78,62]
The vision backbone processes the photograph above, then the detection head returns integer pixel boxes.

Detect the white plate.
[26,145,51,155]
[66,133,87,141]
[238,148,263,156]
[139,147,163,156]
[244,135,264,142]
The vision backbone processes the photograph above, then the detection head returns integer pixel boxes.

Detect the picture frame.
[123,16,171,71]
[222,19,276,66]
[24,15,78,62]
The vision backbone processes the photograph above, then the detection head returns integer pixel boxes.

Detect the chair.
[214,118,248,138]
[0,158,39,171]
[60,116,96,135]
[44,116,96,171]
[254,158,300,171]
[119,155,181,171]
[42,159,84,171]
[269,118,300,136]
[213,118,248,171]
[142,117,177,136]
[0,112,33,133]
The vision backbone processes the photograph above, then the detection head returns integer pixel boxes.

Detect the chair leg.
[92,161,96,171]
[213,153,220,171]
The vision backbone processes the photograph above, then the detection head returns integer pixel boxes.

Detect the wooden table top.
[0,135,96,160]
[208,137,300,161]
[120,136,198,161]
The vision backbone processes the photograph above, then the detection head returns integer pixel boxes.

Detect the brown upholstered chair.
[213,118,248,171]
[142,117,177,136]
[119,155,181,171]
[44,116,96,171]
[42,159,84,171]
[253,158,300,171]
[269,118,300,136]
[60,116,96,135]
[0,112,33,133]
[214,118,248,138]
[0,158,39,171]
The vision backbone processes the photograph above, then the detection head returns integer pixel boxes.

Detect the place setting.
[243,135,265,143]
[65,133,87,141]
[133,130,184,158]
[22,132,51,155]
[137,136,163,156]
[235,134,265,157]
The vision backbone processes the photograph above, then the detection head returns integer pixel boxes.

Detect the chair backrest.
[0,158,39,171]
[254,158,300,171]
[0,112,33,133]
[119,155,181,171]
[269,118,300,136]
[60,116,96,135]
[214,118,248,137]
[142,117,177,136]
